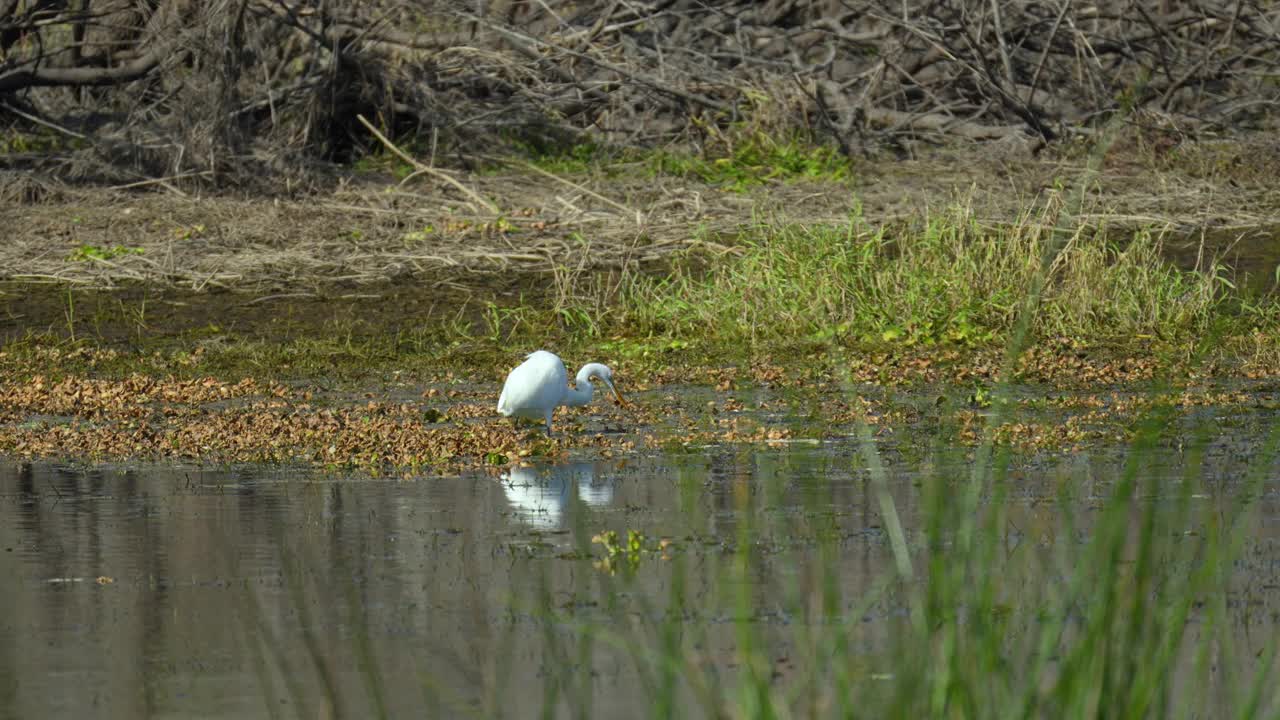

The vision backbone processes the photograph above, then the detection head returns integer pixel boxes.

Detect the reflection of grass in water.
[293,403,1273,719]
[232,508,347,718]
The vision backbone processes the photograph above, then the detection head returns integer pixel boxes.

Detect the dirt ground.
[3,134,1278,297]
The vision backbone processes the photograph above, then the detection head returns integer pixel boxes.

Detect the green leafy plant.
[68,244,145,262]
[651,131,852,191]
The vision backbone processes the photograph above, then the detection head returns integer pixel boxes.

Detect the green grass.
[649,131,852,190]
[515,140,623,176]
[499,131,852,190]
[0,201,1265,386]
[607,204,1240,353]
[0,126,80,154]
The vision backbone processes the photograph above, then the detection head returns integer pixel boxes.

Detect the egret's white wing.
[497,350,569,419]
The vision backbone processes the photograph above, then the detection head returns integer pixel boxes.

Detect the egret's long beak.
[605,379,627,407]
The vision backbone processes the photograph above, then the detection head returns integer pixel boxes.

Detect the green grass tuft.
[650,131,852,190]
[615,204,1234,352]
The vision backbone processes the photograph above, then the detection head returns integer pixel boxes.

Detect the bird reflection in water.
[499,461,614,529]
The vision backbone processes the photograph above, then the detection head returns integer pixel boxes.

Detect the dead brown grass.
[2,134,1277,293]
[0,170,729,293]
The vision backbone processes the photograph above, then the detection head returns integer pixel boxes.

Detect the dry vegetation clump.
[1,1,1278,189]
[0,373,630,468]
[0,374,269,418]
[0,173,730,291]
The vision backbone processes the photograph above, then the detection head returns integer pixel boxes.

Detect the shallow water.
[2,441,1279,718]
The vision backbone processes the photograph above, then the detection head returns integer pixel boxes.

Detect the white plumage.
[497,350,624,434]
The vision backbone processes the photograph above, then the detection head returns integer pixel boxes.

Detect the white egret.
[496,350,624,434]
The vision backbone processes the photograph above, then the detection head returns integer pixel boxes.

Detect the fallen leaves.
[0,374,274,419]
[0,341,1273,470]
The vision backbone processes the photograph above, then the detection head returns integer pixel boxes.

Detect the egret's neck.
[564,379,594,407]
[566,363,607,407]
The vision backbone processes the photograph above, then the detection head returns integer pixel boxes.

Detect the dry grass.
[0,172,724,293]
[1,135,1277,294]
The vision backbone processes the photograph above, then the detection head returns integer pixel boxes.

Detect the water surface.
[2,441,1278,718]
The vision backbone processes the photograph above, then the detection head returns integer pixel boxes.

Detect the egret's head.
[580,363,625,406]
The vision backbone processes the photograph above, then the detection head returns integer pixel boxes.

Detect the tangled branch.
[1,0,1277,186]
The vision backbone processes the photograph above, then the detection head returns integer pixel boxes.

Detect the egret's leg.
[544,409,554,436]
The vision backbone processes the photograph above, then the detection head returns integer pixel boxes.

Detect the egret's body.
[497,350,623,434]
